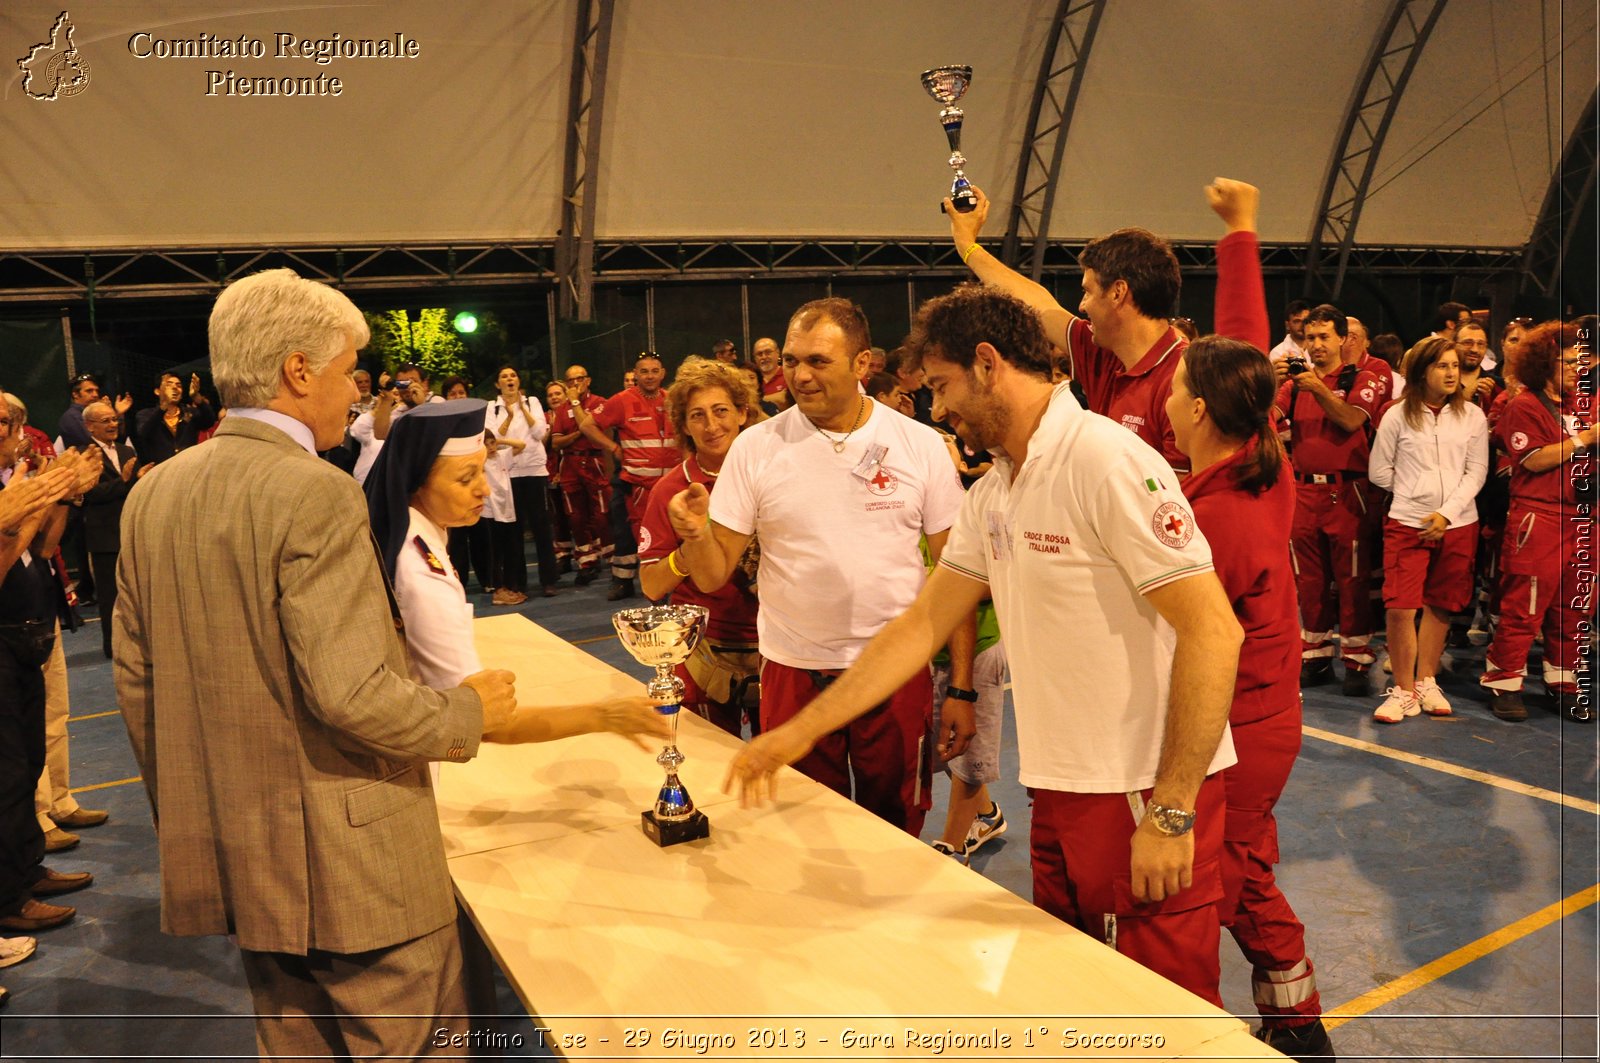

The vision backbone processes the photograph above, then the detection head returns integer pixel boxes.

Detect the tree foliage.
[363,309,467,381]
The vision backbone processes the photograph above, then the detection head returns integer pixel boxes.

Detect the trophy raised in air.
[612,604,712,846]
[921,64,977,213]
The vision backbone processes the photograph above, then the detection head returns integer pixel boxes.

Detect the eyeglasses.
[635,351,661,363]
[564,374,589,382]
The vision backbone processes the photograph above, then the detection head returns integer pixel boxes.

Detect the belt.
[1295,471,1365,485]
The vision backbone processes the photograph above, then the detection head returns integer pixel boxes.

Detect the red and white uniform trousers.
[558,454,612,572]
[1291,473,1379,670]
[1482,501,1594,695]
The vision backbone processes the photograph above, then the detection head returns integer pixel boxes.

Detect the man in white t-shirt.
[669,298,973,835]
[1267,300,1311,364]
[724,286,1244,1007]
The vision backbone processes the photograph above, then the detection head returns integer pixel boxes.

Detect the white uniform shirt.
[393,507,483,690]
[1268,334,1305,363]
[487,395,550,478]
[1369,401,1489,529]
[709,400,965,669]
[939,385,1237,793]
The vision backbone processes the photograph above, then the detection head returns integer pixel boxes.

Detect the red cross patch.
[866,466,899,495]
[1151,501,1196,548]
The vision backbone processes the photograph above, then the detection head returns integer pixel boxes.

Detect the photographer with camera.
[1272,306,1389,696]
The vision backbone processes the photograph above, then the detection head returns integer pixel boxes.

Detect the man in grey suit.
[115,268,516,1059]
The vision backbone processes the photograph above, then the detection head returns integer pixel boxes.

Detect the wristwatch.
[1145,802,1196,837]
[944,686,978,702]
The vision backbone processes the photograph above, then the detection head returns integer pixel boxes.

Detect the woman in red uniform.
[1481,321,1596,722]
[1166,336,1332,1061]
[638,360,761,736]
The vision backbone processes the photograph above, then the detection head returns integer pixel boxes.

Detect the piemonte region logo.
[18,11,91,101]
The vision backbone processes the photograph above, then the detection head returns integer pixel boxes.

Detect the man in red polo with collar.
[1272,305,1388,695]
[945,180,1270,475]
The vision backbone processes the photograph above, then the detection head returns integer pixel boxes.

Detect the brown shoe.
[54,809,108,829]
[43,828,79,853]
[31,867,93,897]
[0,899,75,932]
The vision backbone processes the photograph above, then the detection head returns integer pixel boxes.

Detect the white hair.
[208,268,369,408]
[2,392,23,415]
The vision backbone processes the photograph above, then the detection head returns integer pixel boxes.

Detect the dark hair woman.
[1165,336,1333,1057]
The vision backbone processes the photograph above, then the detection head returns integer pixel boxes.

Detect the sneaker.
[1256,1018,1335,1061]
[1341,667,1370,697]
[930,840,967,865]
[1300,660,1335,687]
[0,937,35,969]
[963,802,1008,856]
[1414,676,1451,716]
[1487,688,1527,722]
[1373,687,1420,724]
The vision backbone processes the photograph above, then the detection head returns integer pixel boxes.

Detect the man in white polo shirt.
[669,297,972,836]
[724,286,1243,1006]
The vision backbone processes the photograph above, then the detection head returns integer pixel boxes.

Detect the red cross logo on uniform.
[1152,501,1196,548]
[865,466,899,496]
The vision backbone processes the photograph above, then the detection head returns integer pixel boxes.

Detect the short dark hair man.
[1269,299,1312,363]
[1273,304,1389,695]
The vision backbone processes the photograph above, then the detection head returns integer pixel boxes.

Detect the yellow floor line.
[1325,883,1600,1029]
[68,709,121,723]
[568,634,614,647]
[70,775,142,794]
[1302,725,1600,814]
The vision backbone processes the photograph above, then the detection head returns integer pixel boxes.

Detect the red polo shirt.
[638,458,758,641]
[549,392,608,458]
[1496,390,1581,509]
[1183,446,1300,725]
[1062,230,1270,475]
[1274,363,1386,475]
[593,387,677,485]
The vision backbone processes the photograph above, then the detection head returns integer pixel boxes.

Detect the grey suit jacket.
[115,415,483,955]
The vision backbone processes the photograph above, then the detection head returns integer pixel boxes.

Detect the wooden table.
[441,615,1283,1061]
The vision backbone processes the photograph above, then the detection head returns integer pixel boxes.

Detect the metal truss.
[1001,0,1107,281]
[552,0,615,321]
[1304,0,1449,298]
[0,238,1524,304]
[1521,86,1598,297]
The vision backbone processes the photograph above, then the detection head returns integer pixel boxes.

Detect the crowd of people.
[0,171,1591,1061]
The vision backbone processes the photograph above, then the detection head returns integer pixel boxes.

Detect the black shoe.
[1446,625,1472,649]
[607,578,635,602]
[1561,688,1595,723]
[574,567,599,586]
[1256,1018,1335,1062]
[556,558,574,575]
[1488,688,1527,722]
[1300,660,1335,687]
[1341,667,1369,697]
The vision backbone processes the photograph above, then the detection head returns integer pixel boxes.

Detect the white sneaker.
[0,936,35,969]
[1373,687,1420,724]
[1415,676,1452,716]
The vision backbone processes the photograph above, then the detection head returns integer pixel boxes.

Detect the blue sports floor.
[4,563,1596,1062]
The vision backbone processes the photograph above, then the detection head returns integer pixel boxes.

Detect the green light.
[452,311,478,334]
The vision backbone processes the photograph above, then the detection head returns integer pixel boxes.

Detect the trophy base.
[942,195,978,214]
[642,809,711,847]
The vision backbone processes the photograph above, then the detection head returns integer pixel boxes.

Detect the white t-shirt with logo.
[939,385,1237,793]
[710,400,964,669]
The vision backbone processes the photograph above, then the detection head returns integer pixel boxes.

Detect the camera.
[1285,355,1309,376]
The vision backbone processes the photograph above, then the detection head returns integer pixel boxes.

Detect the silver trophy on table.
[613,604,712,846]
[921,64,977,213]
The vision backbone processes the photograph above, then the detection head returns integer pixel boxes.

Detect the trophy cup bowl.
[613,604,713,846]
[921,64,977,213]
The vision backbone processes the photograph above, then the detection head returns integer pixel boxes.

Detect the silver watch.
[1145,802,1196,837]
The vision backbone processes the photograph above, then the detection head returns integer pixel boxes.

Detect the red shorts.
[1382,517,1477,612]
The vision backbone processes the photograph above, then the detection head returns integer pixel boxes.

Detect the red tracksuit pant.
[1031,775,1227,1007]
[559,455,611,570]
[1483,503,1594,694]
[1222,711,1322,1026]
[760,660,932,836]
[1292,479,1377,669]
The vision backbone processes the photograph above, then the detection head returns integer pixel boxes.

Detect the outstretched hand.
[945,185,991,251]
[722,724,817,808]
[668,482,711,542]
[599,696,674,749]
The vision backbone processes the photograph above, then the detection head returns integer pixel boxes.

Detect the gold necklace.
[810,396,866,453]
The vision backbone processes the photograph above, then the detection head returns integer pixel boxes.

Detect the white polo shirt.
[939,385,1237,793]
[710,400,964,669]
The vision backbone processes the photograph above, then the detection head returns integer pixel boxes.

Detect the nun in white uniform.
[366,399,668,749]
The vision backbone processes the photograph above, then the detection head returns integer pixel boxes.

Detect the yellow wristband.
[960,242,981,264]
[667,550,687,578]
